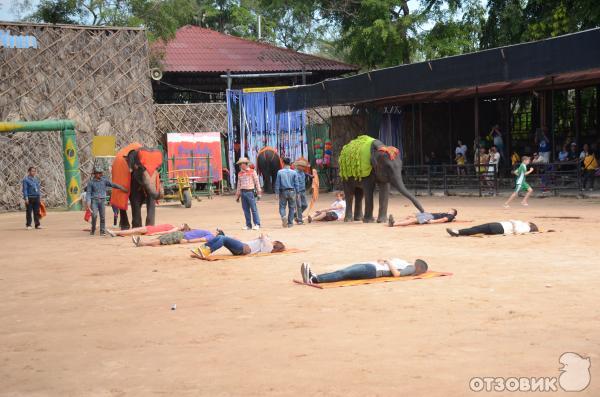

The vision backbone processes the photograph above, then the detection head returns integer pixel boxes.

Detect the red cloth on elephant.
[377,146,400,161]
[110,143,142,211]
[137,149,163,176]
[257,146,284,169]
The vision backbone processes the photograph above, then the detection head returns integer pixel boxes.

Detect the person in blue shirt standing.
[22,166,42,230]
[293,159,310,225]
[86,168,128,236]
[275,157,301,228]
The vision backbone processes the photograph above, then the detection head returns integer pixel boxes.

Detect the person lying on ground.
[107,223,190,237]
[446,220,539,237]
[307,191,346,222]
[133,228,224,247]
[388,209,457,227]
[300,258,428,284]
[190,233,285,259]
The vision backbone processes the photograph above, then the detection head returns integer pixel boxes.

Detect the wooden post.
[412,104,416,167]
[474,93,479,149]
[506,95,512,160]
[419,103,424,165]
[575,89,582,145]
[448,102,453,161]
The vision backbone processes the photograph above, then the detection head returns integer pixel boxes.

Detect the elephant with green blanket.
[339,135,424,223]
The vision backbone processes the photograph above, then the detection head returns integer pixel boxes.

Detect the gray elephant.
[110,144,163,229]
[340,137,424,223]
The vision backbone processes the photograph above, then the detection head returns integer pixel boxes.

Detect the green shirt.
[515,163,527,185]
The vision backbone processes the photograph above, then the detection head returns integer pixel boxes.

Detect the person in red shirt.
[106,223,188,237]
[235,157,262,230]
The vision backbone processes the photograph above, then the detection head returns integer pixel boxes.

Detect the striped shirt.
[236,169,261,195]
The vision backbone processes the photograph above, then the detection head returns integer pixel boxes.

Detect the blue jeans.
[90,198,106,233]
[241,190,260,228]
[316,263,416,283]
[295,191,308,222]
[316,263,377,283]
[25,196,41,227]
[206,235,246,255]
[279,190,296,225]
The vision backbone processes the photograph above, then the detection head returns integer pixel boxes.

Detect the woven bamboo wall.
[154,103,228,137]
[0,22,156,210]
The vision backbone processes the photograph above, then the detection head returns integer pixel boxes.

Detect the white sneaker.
[242,226,250,230]
[26,226,32,230]
[252,225,260,230]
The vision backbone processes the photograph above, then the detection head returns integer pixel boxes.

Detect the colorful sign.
[166,132,222,182]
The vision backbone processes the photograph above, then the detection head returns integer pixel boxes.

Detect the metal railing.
[402,161,583,196]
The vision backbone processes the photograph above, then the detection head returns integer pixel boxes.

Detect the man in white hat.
[235,157,262,230]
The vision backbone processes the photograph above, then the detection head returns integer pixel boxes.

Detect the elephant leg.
[343,183,354,222]
[131,198,143,228]
[377,182,390,223]
[145,196,156,226]
[353,188,363,221]
[119,209,130,230]
[363,179,376,223]
[262,172,272,194]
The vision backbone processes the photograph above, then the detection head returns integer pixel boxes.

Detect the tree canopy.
[14,0,600,69]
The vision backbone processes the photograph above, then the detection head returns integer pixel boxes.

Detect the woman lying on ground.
[107,223,189,237]
[446,220,539,237]
[300,258,428,284]
[388,209,457,227]
[190,233,285,259]
[307,191,346,222]
[133,228,224,247]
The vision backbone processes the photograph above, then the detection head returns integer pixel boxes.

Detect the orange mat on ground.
[193,248,306,261]
[293,271,452,289]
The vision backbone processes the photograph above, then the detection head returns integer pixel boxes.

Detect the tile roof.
[156,25,358,73]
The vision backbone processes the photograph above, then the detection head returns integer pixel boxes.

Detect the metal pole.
[412,104,416,167]
[61,128,82,210]
[0,120,81,211]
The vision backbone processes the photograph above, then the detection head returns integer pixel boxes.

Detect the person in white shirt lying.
[300,258,428,284]
[446,220,538,237]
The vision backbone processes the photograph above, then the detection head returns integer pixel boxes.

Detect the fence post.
[207,154,212,198]
[478,164,482,197]
[427,166,431,196]
[443,166,448,196]
[494,164,498,196]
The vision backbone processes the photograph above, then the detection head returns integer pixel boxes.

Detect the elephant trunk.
[391,174,425,213]
[142,169,161,200]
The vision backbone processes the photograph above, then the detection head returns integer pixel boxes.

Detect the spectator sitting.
[558,144,569,162]
[308,191,346,223]
[580,143,591,162]
[568,142,579,161]
[582,147,598,191]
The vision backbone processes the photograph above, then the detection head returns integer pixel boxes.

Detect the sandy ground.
[1,193,599,396]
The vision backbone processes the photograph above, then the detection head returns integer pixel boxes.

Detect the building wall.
[0,22,156,210]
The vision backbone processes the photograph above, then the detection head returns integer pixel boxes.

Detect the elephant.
[341,138,424,223]
[111,144,163,229]
[256,147,282,194]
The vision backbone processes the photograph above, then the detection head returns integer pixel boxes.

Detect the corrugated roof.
[157,25,358,73]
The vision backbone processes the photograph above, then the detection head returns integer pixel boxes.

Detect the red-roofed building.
[152,25,358,103]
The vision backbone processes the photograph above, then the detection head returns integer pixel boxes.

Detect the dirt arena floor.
[1,193,599,396]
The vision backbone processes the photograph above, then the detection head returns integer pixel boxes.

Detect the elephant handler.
[86,168,128,236]
[132,228,224,247]
[293,159,310,225]
[235,157,262,231]
[275,157,301,228]
[388,209,457,227]
[22,166,43,230]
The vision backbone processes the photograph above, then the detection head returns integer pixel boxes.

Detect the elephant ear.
[110,142,142,211]
[138,148,163,176]
[377,146,400,161]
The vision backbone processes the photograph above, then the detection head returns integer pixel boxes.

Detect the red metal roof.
[156,25,358,73]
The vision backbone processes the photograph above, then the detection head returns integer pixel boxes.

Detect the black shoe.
[90,231,95,236]
[100,231,107,236]
[446,228,459,237]
[216,228,225,236]
[388,214,395,227]
[307,215,312,224]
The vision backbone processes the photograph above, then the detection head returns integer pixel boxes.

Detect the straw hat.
[236,157,250,164]
[294,159,309,168]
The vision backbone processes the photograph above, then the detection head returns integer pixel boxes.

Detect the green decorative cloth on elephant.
[339,135,375,180]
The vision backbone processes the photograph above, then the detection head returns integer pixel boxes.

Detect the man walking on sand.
[22,166,42,230]
[275,157,301,228]
[504,155,534,207]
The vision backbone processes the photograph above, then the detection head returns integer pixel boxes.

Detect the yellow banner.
[242,86,289,93]
[92,135,116,157]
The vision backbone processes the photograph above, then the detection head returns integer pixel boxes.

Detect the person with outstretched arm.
[86,168,128,236]
[190,233,285,259]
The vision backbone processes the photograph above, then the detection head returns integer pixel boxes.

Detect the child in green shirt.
[504,156,534,208]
